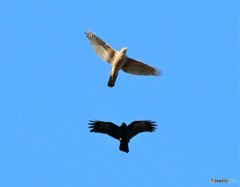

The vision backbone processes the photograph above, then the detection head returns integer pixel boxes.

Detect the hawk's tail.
[108,74,118,87]
[119,141,129,153]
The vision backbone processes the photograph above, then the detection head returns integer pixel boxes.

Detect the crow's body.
[89,120,157,153]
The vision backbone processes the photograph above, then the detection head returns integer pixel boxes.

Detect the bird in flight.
[89,120,157,153]
[85,31,161,87]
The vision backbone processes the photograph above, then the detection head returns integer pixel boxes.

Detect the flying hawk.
[89,120,157,153]
[85,31,161,87]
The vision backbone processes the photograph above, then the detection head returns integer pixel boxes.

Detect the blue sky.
[0,1,239,187]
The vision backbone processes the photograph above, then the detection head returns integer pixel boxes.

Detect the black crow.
[88,120,157,153]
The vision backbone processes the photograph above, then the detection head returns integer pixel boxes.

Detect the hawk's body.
[108,48,127,87]
[89,120,157,153]
[85,31,161,87]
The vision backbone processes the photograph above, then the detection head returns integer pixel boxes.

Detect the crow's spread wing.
[127,120,157,139]
[89,120,120,139]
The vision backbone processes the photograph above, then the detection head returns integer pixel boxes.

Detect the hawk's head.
[120,47,128,54]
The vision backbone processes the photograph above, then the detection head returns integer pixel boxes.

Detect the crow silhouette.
[88,120,157,153]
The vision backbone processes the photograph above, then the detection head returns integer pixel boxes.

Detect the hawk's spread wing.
[122,57,160,76]
[127,120,157,139]
[85,31,116,63]
[89,120,120,139]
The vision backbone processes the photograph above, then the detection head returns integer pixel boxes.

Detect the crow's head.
[121,122,127,127]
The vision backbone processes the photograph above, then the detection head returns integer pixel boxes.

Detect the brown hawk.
[89,120,157,153]
[85,31,161,87]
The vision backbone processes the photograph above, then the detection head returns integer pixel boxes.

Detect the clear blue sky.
[0,1,239,187]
